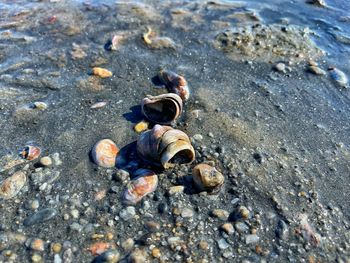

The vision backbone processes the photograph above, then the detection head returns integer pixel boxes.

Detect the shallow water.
[0,0,350,262]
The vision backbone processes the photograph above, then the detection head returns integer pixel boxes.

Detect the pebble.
[88,242,113,256]
[91,139,119,168]
[235,222,249,233]
[199,240,209,250]
[119,206,136,221]
[329,67,348,87]
[54,254,62,263]
[220,223,235,235]
[70,222,82,232]
[211,209,229,221]
[121,238,134,251]
[95,250,120,263]
[151,247,161,258]
[274,62,286,73]
[39,156,52,167]
[92,67,113,78]
[193,134,203,141]
[33,101,48,110]
[90,101,108,109]
[308,65,326,75]
[31,199,40,210]
[23,208,58,226]
[245,234,259,244]
[52,153,62,166]
[114,169,130,182]
[128,248,148,263]
[217,238,230,250]
[52,243,62,254]
[168,185,184,195]
[30,238,45,251]
[134,121,149,133]
[31,253,42,263]
[144,221,161,232]
[181,207,194,218]
[192,164,224,193]
[238,206,250,220]
[70,209,79,219]
[275,219,289,240]
[0,171,27,199]
[307,0,326,7]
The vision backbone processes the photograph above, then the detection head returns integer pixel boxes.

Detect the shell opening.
[143,99,178,124]
[168,149,194,165]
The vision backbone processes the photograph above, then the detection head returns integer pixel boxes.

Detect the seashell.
[0,171,27,199]
[328,67,348,88]
[143,27,176,49]
[137,124,195,169]
[91,139,119,168]
[122,168,158,205]
[141,93,183,124]
[158,69,190,101]
[90,101,108,109]
[19,145,41,161]
[192,163,224,193]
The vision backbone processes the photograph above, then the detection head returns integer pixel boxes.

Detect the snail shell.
[158,69,190,101]
[122,168,158,205]
[141,93,183,124]
[137,124,195,169]
[91,139,119,168]
[192,163,224,193]
[19,145,41,161]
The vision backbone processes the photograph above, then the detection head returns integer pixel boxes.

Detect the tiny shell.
[192,163,224,193]
[122,169,158,205]
[329,67,348,87]
[91,139,119,168]
[19,145,41,161]
[158,69,190,101]
[88,242,114,256]
[90,101,108,109]
[0,171,27,199]
[92,67,113,78]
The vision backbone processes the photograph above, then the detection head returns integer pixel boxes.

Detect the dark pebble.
[275,219,289,240]
[158,203,168,214]
[23,208,58,226]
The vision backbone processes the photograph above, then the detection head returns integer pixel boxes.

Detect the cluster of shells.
[90,69,224,205]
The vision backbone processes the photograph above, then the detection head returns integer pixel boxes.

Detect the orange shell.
[91,139,119,168]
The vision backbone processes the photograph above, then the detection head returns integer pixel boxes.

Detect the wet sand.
[0,0,350,262]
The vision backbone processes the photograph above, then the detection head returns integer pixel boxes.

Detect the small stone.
[329,67,348,87]
[274,62,286,73]
[33,102,48,110]
[31,253,42,263]
[0,171,27,199]
[70,209,79,219]
[128,248,148,263]
[239,206,250,220]
[235,222,249,233]
[39,156,52,167]
[220,223,234,235]
[245,234,259,244]
[121,238,134,251]
[151,248,161,258]
[134,121,149,133]
[308,65,326,75]
[114,169,129,182]
[70,222,82,232]
[306,0,326,7]
[208,132,214,138]
[181,207,194,218]
[30,238,45,251]
[95,250,120,263]
[217,238,230,250]
[168,185,184,195]
[192,164,224,193]
[88,242,113,256]
[31,199,40,210]
[199,240,209,250]
[24,208,57,226]
[119,206,136,221]
[275,219,289,240]
[52,243,62,254]
[193,134,203,141]
[145,221,161,232]
[90,101,108,109]
[52,153,62,166]
[211,209,229,221]
[92,67,113,78]
[54,254,62,263]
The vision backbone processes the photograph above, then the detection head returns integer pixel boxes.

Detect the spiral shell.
[19,145,41,161]
[192,163,224,193]
[141,93,183,124]
[91,139,119,168]
[137,124,195,169]
[122,168,158,205]
[158,69,190,101]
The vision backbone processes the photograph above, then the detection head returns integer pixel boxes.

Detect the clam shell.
[19,145,41,161]
[0,171,27,199]
[192,163,224,193]
[158,129,191,155]
[91,139,119,168]
[141,93,182,124]
[158,69,190,101]
[160,140,195,169]
[122,168,158,205]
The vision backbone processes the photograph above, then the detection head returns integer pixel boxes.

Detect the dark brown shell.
[158,69,190,101]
